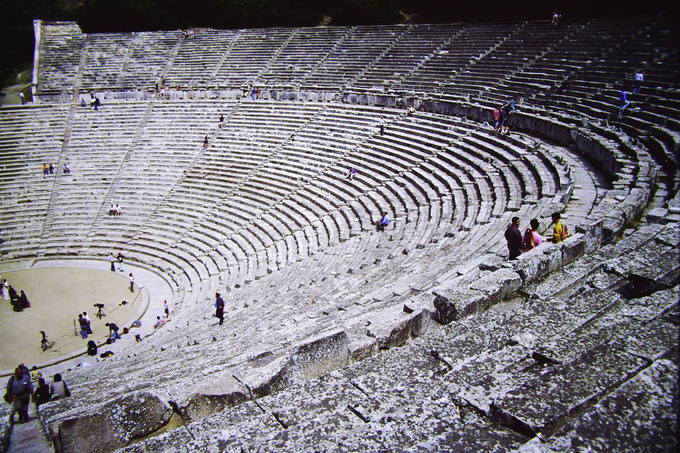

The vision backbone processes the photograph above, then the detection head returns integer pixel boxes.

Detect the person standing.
[504,216,522,260]
[523,218,543,252]
[634,70,644,93]
[6,366,34,423]
[492,106,501,130]
[549,212,569,243]
[78,314,89,339]
[83,312,93,334]
[108,252,116,271]
[215,293,225,325]
[117,253,125,272]
[129,273,135,292]
[1,279,7,301]
[164,300,169,318]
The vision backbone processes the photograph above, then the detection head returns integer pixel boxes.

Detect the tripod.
[40,331,54,351]
[95,305,106,319]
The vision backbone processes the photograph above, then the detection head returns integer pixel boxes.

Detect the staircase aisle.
[7,404,52,453]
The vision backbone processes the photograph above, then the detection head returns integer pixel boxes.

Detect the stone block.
[561,235,586,265]
[288,329,350,382]
[545,359,678,452]
[432,288,487,323]
[365,308,432,349]
[492,345,647,437]
[515,251,551,285]
[49,391,173,453]
[347,333,378,363]
[469,268,523,307]
[180,374,249,422]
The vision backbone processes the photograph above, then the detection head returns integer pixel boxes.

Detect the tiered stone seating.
[349,24,461,91]
[302,25,407,89]
[213,28,295,89]
[4,15,677,453]
[106,224,678,453]
[120,30,182,89]
[35,21,85,94]
[78,33,134,92]
[165,29,238,88]
[257,27,348,87]
[393,22,521,95]
[0,104,69,257]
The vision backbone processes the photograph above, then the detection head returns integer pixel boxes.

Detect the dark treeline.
[1,0,676,86]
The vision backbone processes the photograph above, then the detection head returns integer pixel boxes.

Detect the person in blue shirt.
[376,212,389,232]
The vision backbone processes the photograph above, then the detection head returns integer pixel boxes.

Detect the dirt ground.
[0,267,142,371]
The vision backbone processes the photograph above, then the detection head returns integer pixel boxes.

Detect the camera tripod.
[40,331,54,351]
[95,304,106,319]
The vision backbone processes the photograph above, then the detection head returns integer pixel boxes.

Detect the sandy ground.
[0,267,142,371]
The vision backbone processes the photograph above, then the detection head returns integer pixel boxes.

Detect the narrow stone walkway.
[7,404,52,453]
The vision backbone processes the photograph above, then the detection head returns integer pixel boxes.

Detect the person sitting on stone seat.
[49,374,70,400]
[34,377,51,406]
[376,212,389,232]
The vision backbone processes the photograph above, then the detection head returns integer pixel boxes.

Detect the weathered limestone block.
[256,371,364,431]
[543,243,564,274]
[347,330,379,363]
[432,288,487,323]
[492,345,647,437]
[621,315,679,361]
[179,375,249,422]
[0,403,10,453]
[654,223,680,247]
[48,391,173,453]
[515,250,551,285]
[561,235,586,266]
[288,329,350,382]
[235,351,291,398]
[365,307,433,349]
[601,210,626,241]
[235,330,350,400]
[579,219,604,254]
[469,268,523,308]
[117,426,195,453]
[545,359,679,452]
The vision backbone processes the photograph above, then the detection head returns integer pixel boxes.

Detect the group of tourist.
[1,278,31,312]
[80,93,101,110]
[108,252,126,272]
[42,162,70,176]
[492,100,515,135]
[505,212,570,260]
[154,300,170,329]
[4,364,70,423]
[108,204,122,216]
[619,70,644,117]
[77,312,93,339]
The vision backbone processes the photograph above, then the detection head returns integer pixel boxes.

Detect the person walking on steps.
[215,293,225,325]
[6,366,34,423]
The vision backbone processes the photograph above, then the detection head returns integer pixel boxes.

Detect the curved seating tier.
[2,15,678,453]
